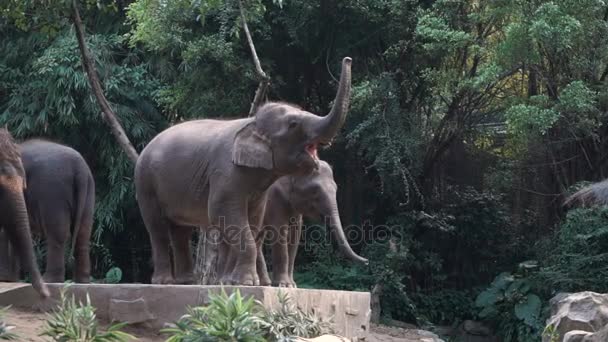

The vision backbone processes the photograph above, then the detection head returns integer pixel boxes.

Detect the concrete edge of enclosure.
[0,282,370,341]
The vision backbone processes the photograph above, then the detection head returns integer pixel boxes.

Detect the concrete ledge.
[0,283,370,341]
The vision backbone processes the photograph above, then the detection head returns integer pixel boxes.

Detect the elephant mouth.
[305,143,319,160]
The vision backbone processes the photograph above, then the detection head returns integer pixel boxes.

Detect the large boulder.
[544,292,608,342]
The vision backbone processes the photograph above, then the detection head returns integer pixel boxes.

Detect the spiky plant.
[162,289,268,342]
[0,306,17,340]
[263,291,333,341]
[41,286,135,341]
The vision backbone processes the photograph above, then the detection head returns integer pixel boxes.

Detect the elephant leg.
[139,197,174,284]
[169,226,194,284]
[220,245,237,284]
[0,228,19,281]
[43,218,69,283]
[209,200,257,286]
[44,236,67,283]
[255,230,271,286]
[287,216,303,287]
[271,225,292,287]
[73,214,92,283]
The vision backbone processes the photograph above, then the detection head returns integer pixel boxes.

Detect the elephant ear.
[232,122,273,170]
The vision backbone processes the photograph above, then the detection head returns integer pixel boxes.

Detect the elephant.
[0,139,95,284]
[0,129,48,297]
[134,57,353,285]
[218,160,368,287]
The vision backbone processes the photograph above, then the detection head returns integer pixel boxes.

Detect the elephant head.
[290,160,368,264]
[233,57,352,176]
[0,129,48,298]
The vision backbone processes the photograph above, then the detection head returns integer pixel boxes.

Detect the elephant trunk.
[327,207,368,264]
[4,191,49,298]
[314,57,352,143]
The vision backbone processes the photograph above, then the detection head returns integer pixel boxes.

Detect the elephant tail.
[71,167,95,257]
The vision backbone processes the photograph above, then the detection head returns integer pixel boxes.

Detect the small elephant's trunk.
[3,190,49,298]
[327,209,368,265]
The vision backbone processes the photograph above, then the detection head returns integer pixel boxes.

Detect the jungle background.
[1,0,608,340]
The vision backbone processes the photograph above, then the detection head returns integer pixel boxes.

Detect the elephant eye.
[288,121,299,130]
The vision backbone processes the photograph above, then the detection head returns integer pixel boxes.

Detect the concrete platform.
[0,283,370,341]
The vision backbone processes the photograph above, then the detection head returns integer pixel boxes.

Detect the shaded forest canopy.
[1,0,608,340]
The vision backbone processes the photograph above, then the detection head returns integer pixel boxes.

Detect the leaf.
[475,288,502,308]
[491,272,514,290]
[105,267,123,284]
[514,294,542,327]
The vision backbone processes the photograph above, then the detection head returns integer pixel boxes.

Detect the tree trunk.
[194,229,220,285]
[71,0,139,164]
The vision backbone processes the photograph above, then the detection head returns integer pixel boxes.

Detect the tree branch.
[71,0,139,164]
[239,0,270,116]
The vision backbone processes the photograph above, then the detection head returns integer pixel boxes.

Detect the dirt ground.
[3,308,440,342]
[3,307,166,342]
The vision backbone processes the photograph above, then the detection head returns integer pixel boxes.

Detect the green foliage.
[536,207,608,293]
[162,289,268,342]
[104,267,122,284]
[0,307,17,340]
[263,291,333,340]
[41,286,135,342]
[474,266,544,342]
[163,289,330,342]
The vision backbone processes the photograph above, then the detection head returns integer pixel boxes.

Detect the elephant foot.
[74,274,91,284]
[151,273,175,284]
[174,274,195,285]
[43,273,65,283]
[259,276,272,287]
[272,274,293,287]
[230,269,257,286]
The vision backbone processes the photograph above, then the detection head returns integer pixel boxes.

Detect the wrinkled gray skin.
[219,160,368,287]
[135,58,352,285]
[0,140,95,284]
[0,129,49,298]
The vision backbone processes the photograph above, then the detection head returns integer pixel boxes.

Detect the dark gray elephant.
[0,140,95,284]
[135,57,353,285]
[0,129,48,297]
[219,160,368,287]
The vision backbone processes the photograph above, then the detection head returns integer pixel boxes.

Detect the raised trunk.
[3,191,48,297]
[314,57,352,143]
[327,208,368,264]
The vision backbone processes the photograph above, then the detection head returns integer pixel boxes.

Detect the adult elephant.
[135,57,352,285]
[0,129,48,297]
[0,140,95,284]
[218,160,368,287]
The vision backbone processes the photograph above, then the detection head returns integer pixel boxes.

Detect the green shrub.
[263,291,333,340]
[537,207,608,293]
[474,264,544,342]
[163,289,334,342]
[41,286,134,342]
[0,306,16,340]
[163,290,267,342]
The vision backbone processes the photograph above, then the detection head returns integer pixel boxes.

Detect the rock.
[295,335,350,341]
[563,330,593,342]
[462,320,492,336]
[544,292,608,342]
[387,319,417,330]
[582,324,608,342]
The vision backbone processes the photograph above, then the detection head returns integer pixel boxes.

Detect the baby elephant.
[216,160,368,287]
[262,160,368,287]
[0,139,95,284]
[0,129,48,297]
